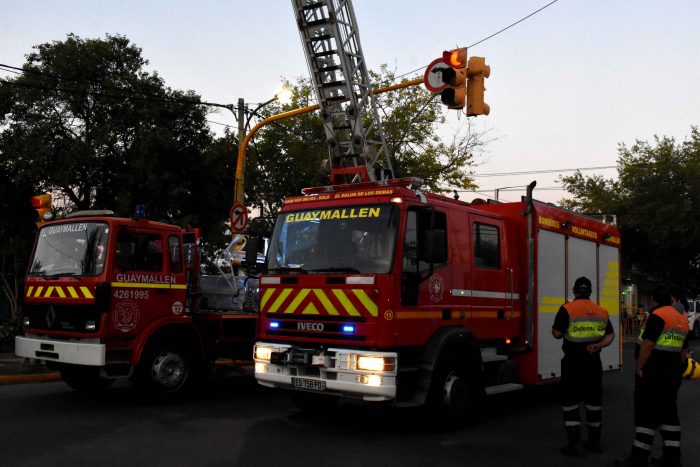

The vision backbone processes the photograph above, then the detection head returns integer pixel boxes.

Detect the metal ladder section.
[292,0,394,184]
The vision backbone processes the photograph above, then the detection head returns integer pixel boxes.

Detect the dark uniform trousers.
[632,365,682,463]
[561,352,603,444]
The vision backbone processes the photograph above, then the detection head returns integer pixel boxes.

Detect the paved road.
[2,343,699,467]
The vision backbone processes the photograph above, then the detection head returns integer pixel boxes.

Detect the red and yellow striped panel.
[25,285,95,300]
[260,287,378,317]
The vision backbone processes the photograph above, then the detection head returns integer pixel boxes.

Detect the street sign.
[230,203,249,233]
[423,57,451,93]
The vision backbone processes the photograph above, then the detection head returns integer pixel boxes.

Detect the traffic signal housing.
[31,194,52,226]
[466,56,491,116]
[439,48,467,109]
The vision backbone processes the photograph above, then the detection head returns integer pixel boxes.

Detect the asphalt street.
[1,342,698,467]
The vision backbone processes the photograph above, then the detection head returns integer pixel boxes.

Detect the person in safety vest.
[552,276,615,457]
[615,287,690,467]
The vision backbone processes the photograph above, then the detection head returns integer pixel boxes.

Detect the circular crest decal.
[429,274,445,302]
[113,300,140,333]
[172,301,184,315]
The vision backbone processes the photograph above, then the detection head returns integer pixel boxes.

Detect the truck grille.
[23,303,101,333]
[264,314,366,341]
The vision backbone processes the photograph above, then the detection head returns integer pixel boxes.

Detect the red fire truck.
[252,179,621,415]
[15,210,257,396]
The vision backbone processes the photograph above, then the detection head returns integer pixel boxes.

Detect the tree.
[244,66,489,214]
[560,127,700,291]
[0,34,236,321]
[0,167,36,329]
[0,34,232,234]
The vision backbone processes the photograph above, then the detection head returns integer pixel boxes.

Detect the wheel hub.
[151,351,187,389]
[442,371,467,411]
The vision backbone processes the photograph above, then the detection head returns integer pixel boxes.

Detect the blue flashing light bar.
[270,321,280,329]
[342,324,355,333]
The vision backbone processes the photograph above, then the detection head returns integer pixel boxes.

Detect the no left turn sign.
[423,57,451,93]
[230,203,249,233]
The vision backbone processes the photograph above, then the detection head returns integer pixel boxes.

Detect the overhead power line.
[472,165,617,177]
[394,0,560,81]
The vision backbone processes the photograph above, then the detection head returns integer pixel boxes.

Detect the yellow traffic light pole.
[233,77,423,206]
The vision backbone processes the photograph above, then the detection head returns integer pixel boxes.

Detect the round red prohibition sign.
[230,203,248,233]
[423,57,451,93]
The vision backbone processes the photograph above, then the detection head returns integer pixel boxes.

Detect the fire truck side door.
[401,208,449,307]
[469,216,512,312]
[109,228,183,337]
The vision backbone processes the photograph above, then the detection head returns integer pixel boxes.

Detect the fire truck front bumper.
[15,334,106,366]
[253,342,398,401]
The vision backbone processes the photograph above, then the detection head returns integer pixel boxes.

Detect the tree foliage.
[0,34,235,319]
[560,127,700,291]
[0,34,233,234]
[244,66,488,214]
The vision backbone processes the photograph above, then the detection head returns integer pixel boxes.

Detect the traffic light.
[439,48,467,109]
[31,194,52,226]
[466,56,491,116]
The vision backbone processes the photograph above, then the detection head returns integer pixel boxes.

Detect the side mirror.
[420,229,447,264]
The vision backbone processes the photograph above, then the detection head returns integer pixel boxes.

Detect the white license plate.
[292,377,326,391]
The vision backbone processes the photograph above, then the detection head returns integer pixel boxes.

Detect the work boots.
[650,456,682,467]
[583,426,603,453]
[561,426,582,457]
[614,453,649,467]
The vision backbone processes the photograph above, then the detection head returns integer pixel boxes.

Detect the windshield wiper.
[268,266,308,274]
[309,267,361,274]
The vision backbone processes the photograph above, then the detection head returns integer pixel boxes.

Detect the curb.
[0,372,61,385]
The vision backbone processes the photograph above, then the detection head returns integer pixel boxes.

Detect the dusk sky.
[3,0,699,203]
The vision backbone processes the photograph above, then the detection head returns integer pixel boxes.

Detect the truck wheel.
[134,343,198,397]
[290,391,339,416]
[59,364,115,393]
[426,351,484,424]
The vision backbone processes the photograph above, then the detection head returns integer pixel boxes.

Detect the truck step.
[480,347,508,363]
[485,383,524,396]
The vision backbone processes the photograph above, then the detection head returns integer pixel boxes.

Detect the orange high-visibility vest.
[563,299,610,343]
[651,306,689,352]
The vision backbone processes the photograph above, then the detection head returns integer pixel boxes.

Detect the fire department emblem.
[113,300,140,333]
[429,274,445,302]
[172,301,184,315]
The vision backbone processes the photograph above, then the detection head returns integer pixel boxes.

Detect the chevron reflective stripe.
[26,285,95,299]
[261,287,378,317]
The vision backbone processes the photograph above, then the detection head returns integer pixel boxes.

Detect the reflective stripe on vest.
[653,306,689,352]
[564,299,610,343]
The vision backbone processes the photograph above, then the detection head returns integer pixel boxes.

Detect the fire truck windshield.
[29,222,109,277]
[267,204,398,274]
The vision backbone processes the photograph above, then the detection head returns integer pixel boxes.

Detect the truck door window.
[403,209,447,274]
[473,223,500,269]
[168,236,182,273]
[115,230,163,271]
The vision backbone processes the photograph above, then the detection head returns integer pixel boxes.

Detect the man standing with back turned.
[552,276,615,457]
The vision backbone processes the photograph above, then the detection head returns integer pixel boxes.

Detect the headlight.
[357,355,384,372]
[255,345,273,361]
[23,317,30,327]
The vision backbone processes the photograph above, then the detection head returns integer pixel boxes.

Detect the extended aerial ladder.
[292,0,394,184]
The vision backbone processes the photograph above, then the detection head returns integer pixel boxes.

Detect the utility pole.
[236,97,245,158]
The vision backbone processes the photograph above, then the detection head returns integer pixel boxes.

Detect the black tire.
[426,350,484,425]
[133,342,200,398]
[59,364,115,393]
[290,391,339,415]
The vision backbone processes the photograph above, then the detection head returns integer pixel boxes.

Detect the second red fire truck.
[16,210,258,396]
